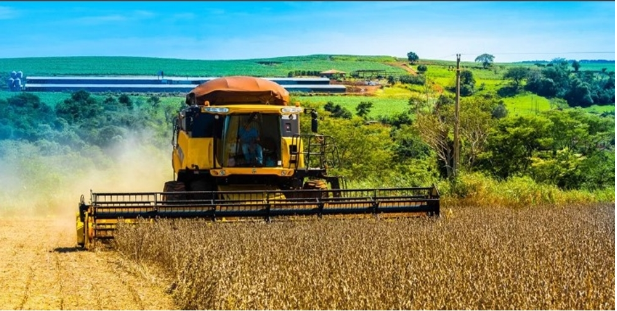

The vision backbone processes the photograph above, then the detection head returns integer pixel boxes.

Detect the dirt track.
[0,217,176,310]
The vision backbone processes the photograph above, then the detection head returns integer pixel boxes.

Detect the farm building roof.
[320,69,346,74]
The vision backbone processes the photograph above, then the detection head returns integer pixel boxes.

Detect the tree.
[474,53,495,69]
[316,117,395,180]
[377,111,412,129]
[458,96,500,169]
[479,115,553,179]
[564,78,593,107]
[399,74,425,85]
[491,103,508,119]
[55,90,102,125]
[551,57,569,67]
[414,112,455,178]
[407,51,419,64]
[460,70,476,96]
[571,60,581,72]
[408,94,426,114]
[324,102,352,119]
[503,67,529,90]
[413,93,498,176]
[355,101,373,118]
[0,93,55,141]
[417,65,428,73]
[387,75,396,85]
[445,70,475,96]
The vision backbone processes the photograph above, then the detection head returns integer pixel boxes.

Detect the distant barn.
[320,69,346,78]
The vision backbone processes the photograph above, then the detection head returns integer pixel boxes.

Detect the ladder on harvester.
[289,134,346,190]
[289,134,340,170]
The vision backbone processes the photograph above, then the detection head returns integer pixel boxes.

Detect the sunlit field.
[114,204,615,310]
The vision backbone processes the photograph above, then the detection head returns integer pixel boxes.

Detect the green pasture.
[0,55,407,77]
[294,95,410,118]
[575,62,615,72]
[517,61,615,73]
[375,85,414,99]
[501,93,552,116]
[584,104,615,114]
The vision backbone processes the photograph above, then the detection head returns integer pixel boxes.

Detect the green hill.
[0,55,408,77]
[0,55,614,117]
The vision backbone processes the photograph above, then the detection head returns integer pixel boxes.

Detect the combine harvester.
[76,76,440,249]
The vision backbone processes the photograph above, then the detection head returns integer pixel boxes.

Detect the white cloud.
[134,10,156,18]
[72,14,127,24]
[171,13,195,20]
[68,9,157,25]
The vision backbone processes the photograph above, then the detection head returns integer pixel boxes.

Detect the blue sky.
[0,1,614,62]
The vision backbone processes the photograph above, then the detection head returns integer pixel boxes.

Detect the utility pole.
[453,54,461,178]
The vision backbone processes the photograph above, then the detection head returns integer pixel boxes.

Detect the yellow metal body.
[172,104,305,178]
[77,206,143,249]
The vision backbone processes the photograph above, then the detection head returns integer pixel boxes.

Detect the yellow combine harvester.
[76,76,439,249]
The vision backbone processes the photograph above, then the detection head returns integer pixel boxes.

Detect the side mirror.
[310,110,319,133]
[185,93,196,106]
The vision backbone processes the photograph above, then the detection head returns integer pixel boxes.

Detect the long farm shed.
[21,76,346,94]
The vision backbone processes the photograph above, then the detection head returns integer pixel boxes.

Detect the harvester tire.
[302,179,329,199]
[163,181,186,201]
[189,180,213,201]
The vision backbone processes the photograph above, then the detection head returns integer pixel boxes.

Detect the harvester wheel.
[163,181,186,201]
[189,180,213,201]
[84,212,95,250]
[302,179,329,198]
[76,212,85,248]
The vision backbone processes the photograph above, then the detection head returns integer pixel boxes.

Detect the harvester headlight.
[281,107,303,114]
[202,107,229,113]
[219,170,226,176]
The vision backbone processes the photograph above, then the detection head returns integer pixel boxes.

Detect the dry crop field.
[0,217,175,310]
[114,203,615,310]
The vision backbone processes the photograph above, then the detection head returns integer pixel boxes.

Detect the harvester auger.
[76,76,440,249]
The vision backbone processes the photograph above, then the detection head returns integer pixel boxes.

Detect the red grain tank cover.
[187,76,290,106]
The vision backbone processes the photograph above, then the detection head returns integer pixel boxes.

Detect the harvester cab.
[76,76,440,249]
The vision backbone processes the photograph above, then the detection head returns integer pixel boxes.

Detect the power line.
[429,52,614,62]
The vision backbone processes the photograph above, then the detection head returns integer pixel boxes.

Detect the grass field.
[296,95,410,118]
[0,55,408,77]
[501,93,552,116]
[584,104,615,114]
[517,61,615,73]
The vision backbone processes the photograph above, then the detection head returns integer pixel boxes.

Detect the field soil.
[0,217,177,310]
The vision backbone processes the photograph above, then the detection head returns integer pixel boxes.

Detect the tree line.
[0,90,614,193]
[0,91,179,152]
[301,93,614,192]
[406,51,615,107]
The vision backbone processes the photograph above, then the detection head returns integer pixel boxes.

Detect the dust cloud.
[0,132,172,220]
